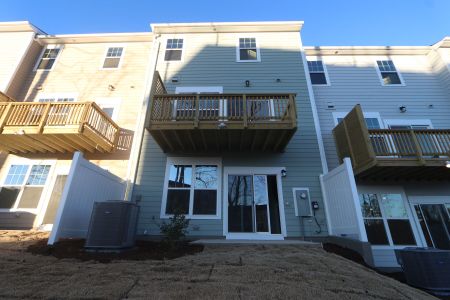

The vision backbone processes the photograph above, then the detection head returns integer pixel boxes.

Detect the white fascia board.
[151,21,304,34]
[37,32,153,44]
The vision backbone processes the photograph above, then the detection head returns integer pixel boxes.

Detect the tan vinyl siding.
[13,41,152,178]
[0,31,35,92]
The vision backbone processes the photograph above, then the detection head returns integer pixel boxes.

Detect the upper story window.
[376,60,403,85]
[237,38,260,62]
[164,39,183,61]
[102,47,124,69]
[35,46,62,71]
[37,93,77,102]
[307,60,329,85]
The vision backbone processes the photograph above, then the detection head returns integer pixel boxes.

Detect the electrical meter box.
[293,188,313,217]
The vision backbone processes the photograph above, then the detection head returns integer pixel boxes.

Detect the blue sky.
[1,0,449,46]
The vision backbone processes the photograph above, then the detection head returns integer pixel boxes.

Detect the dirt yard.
[0,231,436,299]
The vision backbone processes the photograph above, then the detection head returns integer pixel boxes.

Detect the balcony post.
[0,103,14,132]
[38,102,52,133]
[289,94,297,127]
[78,103,92,133]
[410,129,426,165]
[243,94,248,128]
[194,94,200,128]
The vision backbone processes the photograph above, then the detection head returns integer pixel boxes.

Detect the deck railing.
[150,93,297,127]
[0,102,120,146]
[333,105,450,173]
[369,129,450,158]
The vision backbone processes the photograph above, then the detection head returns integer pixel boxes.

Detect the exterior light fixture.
[399,105,407,113]
[108,84,115,91]
[446,161,450,168]
[245,80,250,87]
[218,122,227,129]
[281,168,287,177]
[276,78,281,83]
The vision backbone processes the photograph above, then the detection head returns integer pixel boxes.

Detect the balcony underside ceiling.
[0,126,115,154]
[149,128,297,153]
[355,159,450,182]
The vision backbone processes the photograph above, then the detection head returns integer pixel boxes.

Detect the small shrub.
[160,212,190,245]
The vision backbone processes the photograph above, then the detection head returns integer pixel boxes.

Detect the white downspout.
[124,34,161,201]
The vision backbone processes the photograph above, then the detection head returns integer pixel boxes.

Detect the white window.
[102,47,124,69]
[161,158,221,219]
[0,163,52,211]
[34,45,62,71]
[360,193,416,246]
[376,60,403,85]
[37,93,77,103]
[333,111,383,129]
[94,98,121,120]
[174,86,225,119]
[164,39,183,61]
[237,37,260,62]
[307,60,329,85]
[383,119,433,130]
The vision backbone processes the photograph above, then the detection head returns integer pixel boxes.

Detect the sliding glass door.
[413,204,450,250]
[227,174,281,234]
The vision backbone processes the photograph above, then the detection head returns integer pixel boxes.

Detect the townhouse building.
[132,21,328,240]
[306,37,450,268]
[0,22,152,230]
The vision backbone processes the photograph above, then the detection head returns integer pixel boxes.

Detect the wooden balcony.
[0,101,120,154]
[333,105,450,181]
[147,93,297,152]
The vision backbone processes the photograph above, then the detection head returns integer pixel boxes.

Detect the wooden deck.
[0,101,120,154]
[147,93,297,152]
[333,105,450,181]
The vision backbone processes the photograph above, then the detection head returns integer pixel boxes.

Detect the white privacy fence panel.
[320,158,367,241]
[48,152,126,245]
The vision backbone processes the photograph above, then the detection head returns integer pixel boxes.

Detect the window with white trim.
[103,47,124,69]
[376,60,402,85]
[35,46,62,70]
[0,164,51,210]
[237,38,260,62]
[94,98,121,120]
[163,159,220,218]
[360,193,416,246]
[307,60,328,85]
[337,117,381,129]
[164,39,183,61]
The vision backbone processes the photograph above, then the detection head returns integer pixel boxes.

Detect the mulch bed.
[27,239,204,263]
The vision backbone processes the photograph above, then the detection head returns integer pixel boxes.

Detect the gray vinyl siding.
[134,32,327,238]
[309,54,450,170]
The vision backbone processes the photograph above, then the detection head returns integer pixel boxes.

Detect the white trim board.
[299,34,328,173]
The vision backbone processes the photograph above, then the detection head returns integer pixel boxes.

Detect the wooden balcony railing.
[149,93,297,129]
[333,104,450,180]
[0,101,120,154]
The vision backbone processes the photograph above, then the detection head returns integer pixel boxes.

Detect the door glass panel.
[267,175,281,234]
[168,165,192,188]
[420,204,450,250]
[43,175,67,224]
[228,175,254,233]
[254,175,269,232]
[359,194,382,218]
[414,205,434,247]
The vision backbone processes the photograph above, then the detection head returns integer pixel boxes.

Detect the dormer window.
[103,47,124,69]
[376,60,403,85]
[307,60,329,85]
[237,38,260,62]
[165,39,183,61]
[35,46,62,71]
